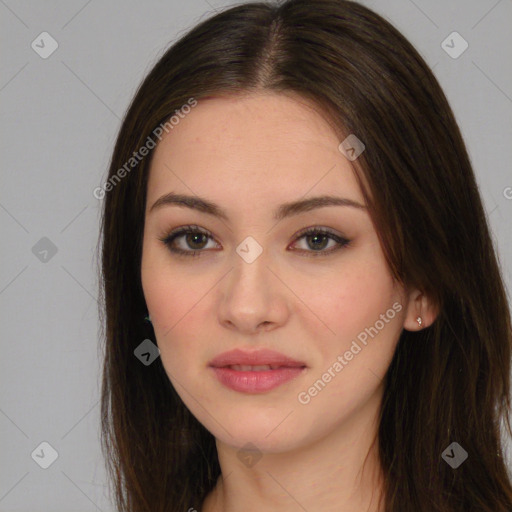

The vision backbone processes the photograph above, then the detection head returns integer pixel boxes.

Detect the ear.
[402,288,439,331]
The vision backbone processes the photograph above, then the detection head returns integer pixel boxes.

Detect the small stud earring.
[144,314,152,323]
[416,316,422,327]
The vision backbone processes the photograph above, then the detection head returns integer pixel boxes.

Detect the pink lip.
[209,349,307,393]
[209,348,306,368]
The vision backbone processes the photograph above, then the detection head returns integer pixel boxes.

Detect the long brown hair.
[97,1,512,510]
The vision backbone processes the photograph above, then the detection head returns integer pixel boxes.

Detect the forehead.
[146,92,365,213]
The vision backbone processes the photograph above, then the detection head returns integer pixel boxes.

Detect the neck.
[201,386,386,512]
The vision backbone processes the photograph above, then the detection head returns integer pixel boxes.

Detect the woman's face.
[141,92,410,453]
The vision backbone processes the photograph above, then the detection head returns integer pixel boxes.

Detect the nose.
[217,247,289,335]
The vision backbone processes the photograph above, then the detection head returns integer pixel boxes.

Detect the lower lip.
[210,366,306,393]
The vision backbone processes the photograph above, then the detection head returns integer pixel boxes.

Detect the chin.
[204,417,306,454]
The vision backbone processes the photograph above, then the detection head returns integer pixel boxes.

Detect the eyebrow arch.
[149,192,366,221]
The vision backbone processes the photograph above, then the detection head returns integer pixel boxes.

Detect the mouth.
[222,364,301,371]
[210,365,306,393]
[209,348,306,369]
[209,349,307,393]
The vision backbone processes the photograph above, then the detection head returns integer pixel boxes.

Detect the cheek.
[292,256,404,422]
[142,268,205,348]
[140,243,216,377]
[140,262,205,394]
[290,263,402,429]
[141,238,196,330]
[295,252,400,352]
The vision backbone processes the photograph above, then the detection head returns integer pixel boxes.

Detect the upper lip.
[209,348,306,368]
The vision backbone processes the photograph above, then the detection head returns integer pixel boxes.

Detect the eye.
[158,225,218,257]
[289,226,351,257]
[158,225,351,258]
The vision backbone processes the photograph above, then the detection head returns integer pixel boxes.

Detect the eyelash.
[158,224,351,258]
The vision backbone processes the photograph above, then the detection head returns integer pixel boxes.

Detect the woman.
[97,1,512,510]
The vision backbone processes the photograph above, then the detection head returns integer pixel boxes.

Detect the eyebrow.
[149,192,366,221]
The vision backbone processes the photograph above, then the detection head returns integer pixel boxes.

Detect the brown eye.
[290,227,351,257]
[183,232,209,250]
[158,225,217,257]
[304,232,330,250]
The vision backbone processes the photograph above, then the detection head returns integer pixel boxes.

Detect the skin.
[140,91,438,512]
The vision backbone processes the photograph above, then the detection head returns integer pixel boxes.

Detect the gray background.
[1,0,511,510]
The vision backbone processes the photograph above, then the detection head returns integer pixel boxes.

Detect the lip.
[211,367,305,393]
[209,348,307,393]
[209,348,306,368]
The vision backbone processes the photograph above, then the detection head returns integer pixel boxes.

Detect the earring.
[416,316,422,327]
[144,313,152,323]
